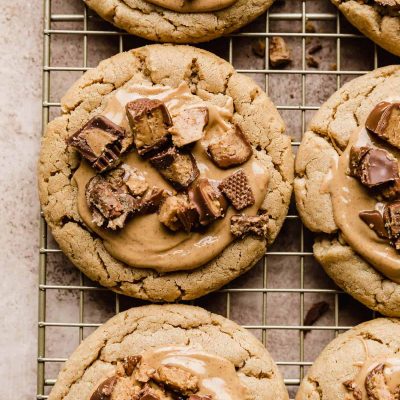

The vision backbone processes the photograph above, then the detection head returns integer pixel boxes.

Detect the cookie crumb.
[306,54,319,68]
[252,39,266,58]
[269,36,291,67]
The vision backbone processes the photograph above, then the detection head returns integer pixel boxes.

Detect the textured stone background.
[1,0,399,399]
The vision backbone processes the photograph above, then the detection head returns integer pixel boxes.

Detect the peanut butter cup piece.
[359,210,389,239]
[122,355,142,376]
[219,169,255,210]
[126,98,172,157]
[189,178,228,226]
[169,107,209,147]
[153,365,198,395]
[207,126,253,169]
[113,164,149,197]
[365,363,393,400]
[384,200,400,249]
[381,177,400,200]
[150,148,199,190]
[230,214,269,238]
[366,101,400,149]
[139,187,167,214]
[67,116,126,173]
[349,146,399,188]
[90,376,118,400]
[159,194,198,232]
[189,396,212,400]
[374,0,400,10]
[86,174,138,230]
[343,380,362,400]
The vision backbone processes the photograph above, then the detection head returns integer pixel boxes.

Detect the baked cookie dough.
[48,304,289,400]
[296,317,400,400]
[331,0,400,56]
[294,65,400,317]
[83,0,275,43]
[38,44,293,302]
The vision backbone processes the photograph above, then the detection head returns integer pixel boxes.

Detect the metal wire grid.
[38,1,391,399]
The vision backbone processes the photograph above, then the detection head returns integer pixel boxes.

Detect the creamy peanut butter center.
[144,0,237,13]
[329,126,400,283]
[73,83,269,273]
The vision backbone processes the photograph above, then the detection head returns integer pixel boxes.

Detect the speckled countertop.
[2,1,399,399]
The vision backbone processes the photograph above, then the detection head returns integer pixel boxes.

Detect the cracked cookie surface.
[331,0,400,56]
[294,65,400,317]
[296,318,400,400]
[38,44,293,302]
[83,0,275,43]
[48,304,289,400]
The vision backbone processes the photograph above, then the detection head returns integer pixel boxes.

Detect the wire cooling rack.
[38,1,400,399]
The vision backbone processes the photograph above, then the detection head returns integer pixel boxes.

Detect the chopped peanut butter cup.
[349,146,399,188]
[126,98,172,157]
[384,200,400,249]
[90,376,117,400]
[366,101,400,150]
[230,214,269,238]
[219,169,255,210]
[169,107,209,147]
[207,125,253,169]
[359,210,389,239]
[150,147,199,190]
[67,116,126,173]
[189,178,228,226]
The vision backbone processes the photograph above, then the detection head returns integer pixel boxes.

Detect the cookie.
[83,0,275,43]
[331,0,400,56]
[294,65,400,317]
[296,318,400,400]
[48,304,289,400]
[38,44,293,302]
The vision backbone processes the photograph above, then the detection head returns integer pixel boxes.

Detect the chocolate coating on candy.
[126,98,172,157]
[90,376,118,400]
[189,179,228,226]
[366,101,400,150]
[219,169,255,210]
[359,210,389,239]
[67,116,126,173]
[384,200,400,250]
[207,126,253,169]
[349,146,399,188]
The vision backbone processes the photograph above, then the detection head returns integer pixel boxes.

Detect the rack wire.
[38,1,399,399]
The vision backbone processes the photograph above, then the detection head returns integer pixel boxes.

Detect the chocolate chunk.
[154,365,198,395]
[67,116,126,173]
[139,187,167,214]
[189,179,228,226]
[219,169,255,210]
[122,355,142,376]
[366,101,400,149]
[359,210,389,239]
[150,148,199,190]
[365,364,393,400]
[349,146,399,188]
[90,376,118,400]
[384,200,400,249]
[269,36,291,67]
[230,214,269,238]
[343,380,362,400]
[86,174,138,230]
[169,107,209,147]
[207,126,253,169]
[126,98,172,157]
[158,194,198,232]
[303,301,329,336]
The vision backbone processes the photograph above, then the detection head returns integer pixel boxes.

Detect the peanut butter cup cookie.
[38,44,293,302]
[83,0,275,43]
[296,318,400,400]
[331,0,400,56]
[48,304,289,400]
[294,65,400,317]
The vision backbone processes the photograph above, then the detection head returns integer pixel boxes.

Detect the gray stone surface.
[1,0,399,399]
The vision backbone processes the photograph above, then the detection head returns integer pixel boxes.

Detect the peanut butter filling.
[144,0,238,13]
[73,83,269,272]
[329,126,400,283]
